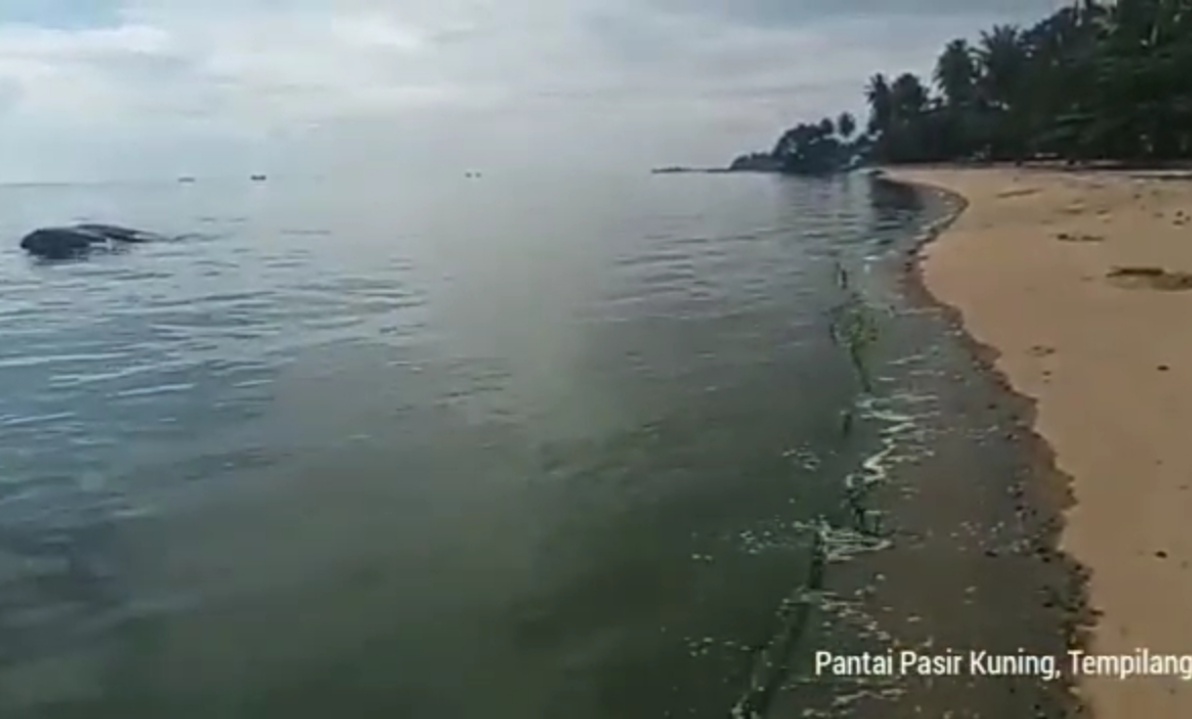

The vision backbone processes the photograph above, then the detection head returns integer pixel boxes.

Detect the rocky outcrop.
[19,224,163,259]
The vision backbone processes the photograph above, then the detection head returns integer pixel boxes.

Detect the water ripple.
[0,172,926,717]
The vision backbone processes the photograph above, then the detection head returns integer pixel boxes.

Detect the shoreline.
[887,165,1192,717]
[870,177,1087,716]
[763,174,1085,717]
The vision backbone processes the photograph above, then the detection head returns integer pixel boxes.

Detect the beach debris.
[996,187,1041,199]
[1028,345,1056,358]
[1055,231,1103,242]
[1106,266,1192,291]
[1158,364,1170,372]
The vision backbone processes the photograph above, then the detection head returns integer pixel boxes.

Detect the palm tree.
[878,73,933,162]
[837,112,857,141]
[973,25,1032,158]
[1016,1,1113,158]
[976,24,1026,111]
[864,74,893,137]
[934,39,978,110]
[890,73,929,120]
[746,0,1192,172]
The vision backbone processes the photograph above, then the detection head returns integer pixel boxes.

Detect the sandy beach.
[889,166,1192,717]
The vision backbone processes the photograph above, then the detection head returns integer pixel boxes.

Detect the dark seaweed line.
[728,259,892,718]
[729,530,827,719]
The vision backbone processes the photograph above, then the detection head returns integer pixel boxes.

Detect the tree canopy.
[732,0,1192,174]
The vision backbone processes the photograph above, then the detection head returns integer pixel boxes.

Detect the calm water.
[0,170,926,718]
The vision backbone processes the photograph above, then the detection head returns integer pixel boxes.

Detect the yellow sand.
[888,166,1192,716]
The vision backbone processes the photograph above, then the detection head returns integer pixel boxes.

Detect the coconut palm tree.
[837,112,857,141]
[934,39,978,111]
[742,0,1192,173]
[976,24,1027,111]
[890,73,930,120]
[864,74,893,137]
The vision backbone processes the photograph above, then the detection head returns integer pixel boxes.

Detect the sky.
[0,0,1072,182]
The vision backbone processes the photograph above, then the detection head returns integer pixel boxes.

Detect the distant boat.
[250,174,267,182]
[178,176,196,183]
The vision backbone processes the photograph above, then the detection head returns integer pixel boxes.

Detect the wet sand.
[889,166,1192,718]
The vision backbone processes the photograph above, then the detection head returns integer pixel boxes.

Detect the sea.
[0,168,990,718]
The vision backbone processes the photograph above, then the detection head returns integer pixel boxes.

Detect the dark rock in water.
[20,228,104,258]
[19,224,163,259]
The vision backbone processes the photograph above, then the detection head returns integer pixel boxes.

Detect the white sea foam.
[817,521,893,563]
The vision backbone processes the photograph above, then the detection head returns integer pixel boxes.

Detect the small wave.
[0,411,77,428]
[729,371,939,716]
[231,377,273,389]
[112,382,196,399]
[137,290,271,312]
[280,228,332,237]
[611,248,696,271]
[0,351,130,370]
[299,316,364,331]
[638,265,697,287]
[48,364,157,387]
[655,234,712,248]
[816,521,894,563]
[847,396,935,493]
[103,269,172,282]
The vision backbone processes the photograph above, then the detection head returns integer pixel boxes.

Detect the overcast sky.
[0,0,1070,181]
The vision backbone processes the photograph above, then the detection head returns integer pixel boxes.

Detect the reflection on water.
[0,170,923,718]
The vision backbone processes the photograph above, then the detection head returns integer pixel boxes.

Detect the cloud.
[0,0,1065,181]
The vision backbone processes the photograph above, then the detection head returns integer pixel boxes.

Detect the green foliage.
[770,120,852,174]
[744,0,1192,172]
[837,111,857,141]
